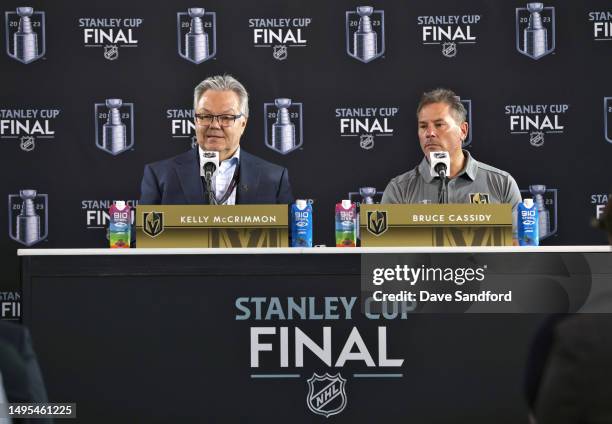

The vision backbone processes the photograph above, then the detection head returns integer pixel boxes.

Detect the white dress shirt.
[198,147,240,205]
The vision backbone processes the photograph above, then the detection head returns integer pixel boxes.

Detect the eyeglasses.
[195,113,243,127]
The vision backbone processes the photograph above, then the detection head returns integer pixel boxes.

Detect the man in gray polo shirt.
[382,88,522,212]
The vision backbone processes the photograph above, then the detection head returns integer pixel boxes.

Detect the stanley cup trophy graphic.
[359,187,377,204]
[271,98,296,154]
[185,8,209,63]
[353,6,377,62]
[103,99,127,155]
[523,3,548,58]
[15,190,41,246]
[13,7,38,63]
[529,185,551,239]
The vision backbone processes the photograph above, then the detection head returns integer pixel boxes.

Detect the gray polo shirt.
[381,151,522,210]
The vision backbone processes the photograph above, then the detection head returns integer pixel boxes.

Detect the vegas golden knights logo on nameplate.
[142,211,164,237]
[433,227,505,247]
[210,228,285,248]
[366,210,388,236]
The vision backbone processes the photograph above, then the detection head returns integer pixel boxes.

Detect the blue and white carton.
[291,199,313,247]
[518,198,539,246]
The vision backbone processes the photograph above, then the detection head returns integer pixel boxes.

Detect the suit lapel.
[175,149,203,204]
[237,150,260,204]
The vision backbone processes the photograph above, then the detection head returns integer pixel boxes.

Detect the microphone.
[201,151,219,204]
[429,151,450,179]
[429,151,450,204]
[202,150,219,180]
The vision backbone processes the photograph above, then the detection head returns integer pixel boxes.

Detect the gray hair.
[416,88,466,123]
[193,74,249,117]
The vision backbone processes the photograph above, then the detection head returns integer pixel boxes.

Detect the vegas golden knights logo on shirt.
[469,193,490,204]
[367,210,388,236]
[143,212,164,237]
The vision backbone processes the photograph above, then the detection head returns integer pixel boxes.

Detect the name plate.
[136,205,288,248]
[360,204,513,247]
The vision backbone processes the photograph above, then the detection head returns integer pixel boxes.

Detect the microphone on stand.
[429,151,450,204]
[201,151,219,205]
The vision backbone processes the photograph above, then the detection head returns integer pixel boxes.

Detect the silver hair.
[416,88,467,123]
[193,74,249,117]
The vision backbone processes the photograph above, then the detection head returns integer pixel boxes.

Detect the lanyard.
[213,162,240,205]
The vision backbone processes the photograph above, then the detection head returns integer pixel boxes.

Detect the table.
[19,246,611,423]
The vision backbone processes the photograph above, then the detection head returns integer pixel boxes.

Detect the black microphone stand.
[204,173,217,205]
[438,170,448,204]
[202,164,218,205]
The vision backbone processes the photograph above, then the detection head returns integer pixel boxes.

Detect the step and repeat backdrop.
[1,0,611,309]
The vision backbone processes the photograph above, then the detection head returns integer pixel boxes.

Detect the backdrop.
[1,0,611,305]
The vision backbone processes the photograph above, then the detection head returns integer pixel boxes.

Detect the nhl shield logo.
[306,373,347,418]
[8,189,48,246]
[516,3,556,60]
[177,8,217,64]
[264,99,304,155]
[442,42,457,57]
[143,212,164,237]
[345,7,385,63]
[604,97,612,144]
[460,99,472,147]
[529,131,545,147]
[94,99,135,155]
[359,134,374,150]
[19,135,35,151]
[272,44,288,60]
[5,7,46,64]
[104,45,119,61]
[367,210,388,236]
